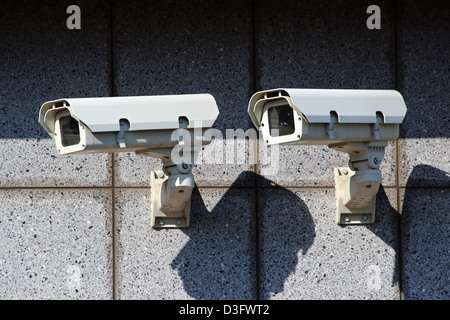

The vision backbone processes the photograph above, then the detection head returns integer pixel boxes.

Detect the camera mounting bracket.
[330,141,388,224]
[150,163,194,228]
[137,144,199,228]
[137,147,194,228]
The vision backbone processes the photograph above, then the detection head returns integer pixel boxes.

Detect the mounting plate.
[334,167,376,225]
[150,170,191,228]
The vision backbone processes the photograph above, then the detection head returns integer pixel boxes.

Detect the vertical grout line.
[111,158,117,301]
[109,0,116,99]
[393,0,404,300]
[250,0,261,300]
[395,140,403,299]
[109,0,118,301]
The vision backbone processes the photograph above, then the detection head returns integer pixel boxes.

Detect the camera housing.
[248,88,407,224]
[39,94,218,155]
[39,94,220,228]
[248,88,405,145]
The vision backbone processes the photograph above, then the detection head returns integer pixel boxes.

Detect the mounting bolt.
[158,219,165,226]
[176,219,182,225]
[362,215,368,221]
[158,172,165,179]
[344,216,350,222]
[369,155,381,169]
[342,169,348,175]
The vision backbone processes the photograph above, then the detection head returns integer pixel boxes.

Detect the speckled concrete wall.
[0,0,448,300]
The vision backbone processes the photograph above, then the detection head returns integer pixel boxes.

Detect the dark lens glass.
[268,105,295,137]
[60,116,80,147]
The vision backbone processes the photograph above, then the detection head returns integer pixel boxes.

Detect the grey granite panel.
[114,138,256,187]
[113,0,254,187]
[398,0,450,139]
[400,187,450,300]
[258,187,399,299]
[115,187,256,299]
[258,141,397,187]
[0,139,112,187]
[397,1,450,187]
[255,0,396,187]
[256,0,394,90]
[0,1,112,187]
[399,141,450,187]
[0,189,113,299]
[0,0,110,139]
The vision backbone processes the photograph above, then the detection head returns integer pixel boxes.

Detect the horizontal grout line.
[0,185,448,191]
[397,186,450,190]
[0,186,113,190]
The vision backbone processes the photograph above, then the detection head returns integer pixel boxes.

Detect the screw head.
[158,172,165,179]
[176,219,182,225]
[344,216,350,222]
[342,169,348,175]
[158,219,165,226]
[362,215,368,221]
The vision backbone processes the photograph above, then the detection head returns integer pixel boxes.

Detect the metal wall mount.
[330,141,388,225]
[150,168,194,228]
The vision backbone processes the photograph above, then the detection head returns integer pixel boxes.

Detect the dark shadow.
[256,185,315,298]
[365,186,401,287]
[1,1,450,140]
[0,1,111,139]
[400,165,450,299]
[366,164,449,297]
[169,171,315,299]
[170,165,449,299]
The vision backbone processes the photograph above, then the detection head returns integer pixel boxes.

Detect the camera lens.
[268,105,295,137]
[60,116,80,147]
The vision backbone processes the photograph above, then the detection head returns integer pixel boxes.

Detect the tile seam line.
[393,0,403,301]
[0,186,114,190]
[250,0,261,301]
[1,185,448,191]
[111,154,117,301]
[108,0,117,301]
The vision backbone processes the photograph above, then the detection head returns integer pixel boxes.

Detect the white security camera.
[248,88,407,225]
[39,94,219,228]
